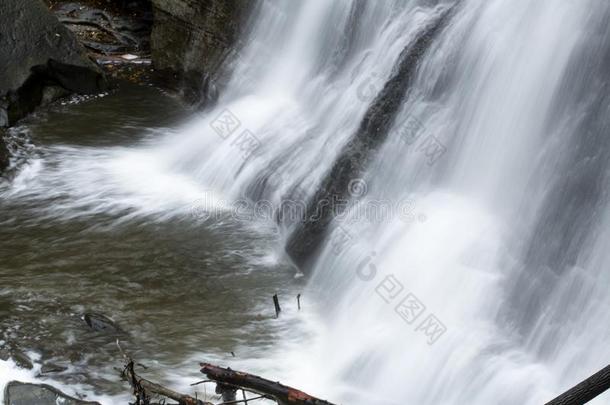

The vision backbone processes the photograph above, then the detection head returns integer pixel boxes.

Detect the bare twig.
[122,360,212,405]
[117,340,212,405]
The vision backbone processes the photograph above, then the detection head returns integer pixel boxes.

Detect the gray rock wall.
[150,0,253,104]
[0,0,108,173]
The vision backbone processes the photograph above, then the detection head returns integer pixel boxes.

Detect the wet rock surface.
[0,0,108,125]
[0,0,109,172]
[0,129,9,172]
[150,0,253,104]
[39,362,69,375]
[46,0,155,83]
[286,7,458,269]
[3,382,100,405]
[83,312,126,335]
[48,0,153,55]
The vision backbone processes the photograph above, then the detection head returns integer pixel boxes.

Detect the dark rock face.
[7,59,108,124]
[0,0,108,172]
[48,0,154,57]
[0,129,9,173]
[3,382,100,405]
[286,7,458,270]
[150,0,253,104]
[0,0,108,122]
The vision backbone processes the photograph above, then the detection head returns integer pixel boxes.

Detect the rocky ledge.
[150,0,253,104]
[0,0,109,172]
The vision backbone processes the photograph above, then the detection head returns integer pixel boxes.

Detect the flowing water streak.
[296,0,610,404]
[185,0,610,403]
[2,0,610,404]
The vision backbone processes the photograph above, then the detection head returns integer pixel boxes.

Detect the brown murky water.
[0,83,307,401]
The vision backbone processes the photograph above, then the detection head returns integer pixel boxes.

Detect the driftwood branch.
[200,363,336,405]
[122,360,212,405]
[546,364,610,405]
[117,340,336,405]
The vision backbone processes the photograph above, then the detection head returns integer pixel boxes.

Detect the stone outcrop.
[0,0,109,124]
[150,0,253,104]
[47,0,153,58]
[46,0,155,83]
[285,7,457,270]
[3,382,100,405]
[0,0,109,172]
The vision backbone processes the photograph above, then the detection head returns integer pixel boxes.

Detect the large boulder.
[0,0,108,126]
[3,382,100,405]
[150,0,252,103]
[0,0,109,174]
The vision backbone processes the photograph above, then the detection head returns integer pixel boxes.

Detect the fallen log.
[122,360,212,405]
[546,364,610,405]
[200,363,336,405]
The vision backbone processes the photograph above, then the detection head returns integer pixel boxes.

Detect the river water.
[0,85,313,403]
[2,0,610,404]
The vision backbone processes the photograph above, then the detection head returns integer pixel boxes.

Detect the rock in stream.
[3,382,100,405]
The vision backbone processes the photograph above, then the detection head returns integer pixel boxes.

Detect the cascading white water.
[184,0,610,403]
[3,0,610,404]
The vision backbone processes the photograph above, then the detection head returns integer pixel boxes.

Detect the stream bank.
[1,0,255,175]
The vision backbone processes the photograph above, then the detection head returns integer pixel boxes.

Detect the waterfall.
[184,0,609,403]
[3,0,610,404]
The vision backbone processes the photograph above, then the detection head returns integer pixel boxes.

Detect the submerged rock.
[39,362,68,374]
[9,352,33,371]
[83,312,124,334]
[150,0,253,104]
[3,382,99,405]
[0,347,33,370]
